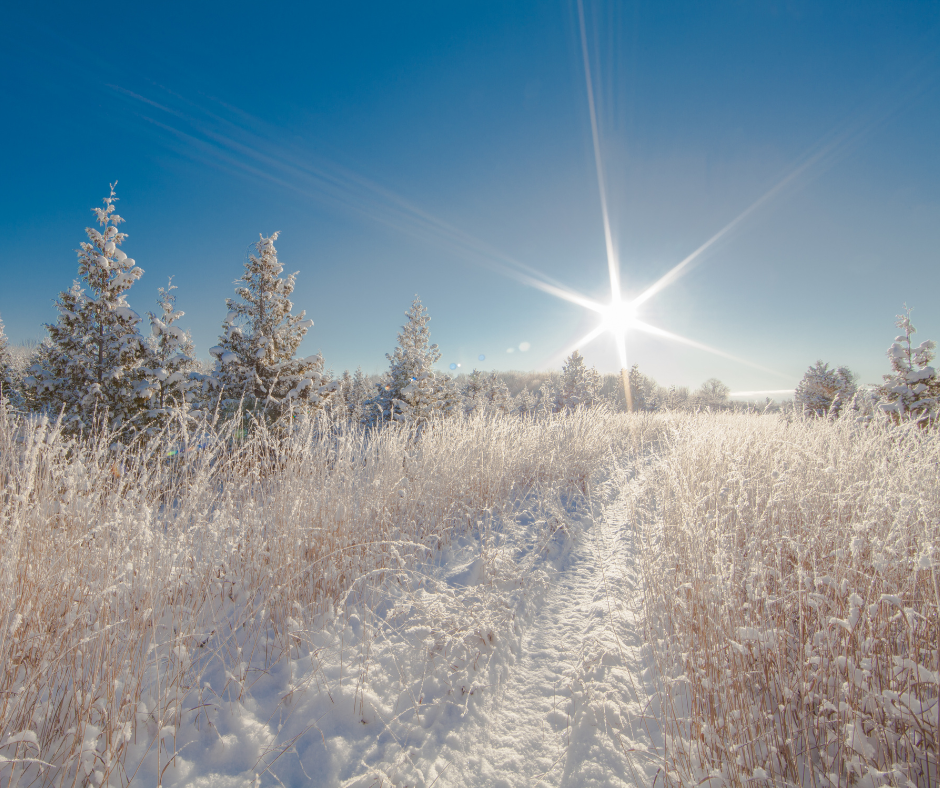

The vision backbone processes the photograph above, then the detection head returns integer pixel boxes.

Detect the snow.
[121,471,664,787]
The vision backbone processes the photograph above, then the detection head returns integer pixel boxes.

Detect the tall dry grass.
[631,412,939,788]
[0,403,640,787]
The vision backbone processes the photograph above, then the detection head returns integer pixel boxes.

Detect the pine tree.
[514,386,537,418]
[209,232,335,419]
[794,361,856,417]
[461,370,488,416]
[554,350,601,411]
[537,380,556,414]
[367,296,457,426]
[0,314,11,403]
[624,365,658,412]
[140,278,197,425]
[350,367,374,424]
[483,372,512,414]
[879,309,938,424]
[333,369,355,421]
[27,185,149,431]
[459,370,511,416]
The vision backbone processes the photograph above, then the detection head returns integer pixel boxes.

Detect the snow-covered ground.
[122,466,661,787]
[4,411,936,787]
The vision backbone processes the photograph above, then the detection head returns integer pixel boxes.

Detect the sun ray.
[577,0,621,302]
[114,82,609,317]
[551,323,608,367]
[630,107,888,310]
[631,320,789,378]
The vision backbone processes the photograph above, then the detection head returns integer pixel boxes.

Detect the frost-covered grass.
[630,412,939,788]
[3,406,936,787]
[0,405,634,787]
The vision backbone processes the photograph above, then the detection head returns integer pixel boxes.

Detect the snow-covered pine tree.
[794,361,856,417]
[879,308,938,424]
[554,350,601,412]
[623,365,658,412]
[367,296,457,427]
[0,314,11,403]
[333,369,355,421]
[140,278,196,426]
[484,372,512,414]
[514,386,537,418]
[27,185,150,431]
[537,380,556,414]
[331,368,372,423]
[350,367,374,423]
[209,232,335,420]
[460,370,488,416]
[460,370,511,416]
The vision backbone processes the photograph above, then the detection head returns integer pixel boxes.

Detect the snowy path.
[425,475,664,787]
[126,469,666,787]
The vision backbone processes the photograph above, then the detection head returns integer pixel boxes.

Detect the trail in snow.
[125,466,665,787]
[427,471,665,787]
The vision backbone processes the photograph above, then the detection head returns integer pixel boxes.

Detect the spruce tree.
[140,279,197,426]
[880,309,938,424]
[368,296,457,426]
[794,361,856,417]
[490,373,512,414]
[27,185,149,430]
[460,369,488,416]
[333,369,355,421]
[0,314,11,403]
[209,232,335,419]
[351,367,374,424]
[554,350,601,411]
[514,386,537,418]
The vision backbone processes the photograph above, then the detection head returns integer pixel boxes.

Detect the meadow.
[0,405,936,787]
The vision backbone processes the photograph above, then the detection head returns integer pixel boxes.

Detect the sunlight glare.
[600,300,636,339]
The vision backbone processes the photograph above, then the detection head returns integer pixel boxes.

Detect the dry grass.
[0,404,637,787]
[5,404,934,787]
[630,412,939,788]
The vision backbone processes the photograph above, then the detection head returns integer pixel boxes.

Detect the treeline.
[1,186,937,432]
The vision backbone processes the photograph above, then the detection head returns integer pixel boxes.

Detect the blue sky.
[1,1,938,395]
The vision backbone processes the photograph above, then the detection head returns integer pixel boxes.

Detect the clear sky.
[2,1,938,395]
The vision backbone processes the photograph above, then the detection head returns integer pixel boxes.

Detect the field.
[0,406,937,787]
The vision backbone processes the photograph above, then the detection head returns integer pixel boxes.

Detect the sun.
[600,299,636,339]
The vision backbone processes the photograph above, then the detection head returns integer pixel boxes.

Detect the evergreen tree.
[794,361,856,417]
[0,314,12,404]
[140,278,197,426]
[483,372,512,414]
[209,232,335,419]
[0,320,15,405]
[514,386,537,418]
[27,185,149,430]
[554,350,601,411]
[333,369,355,421]
[460,370,512,416]
[879,309,938,424]
[460,370,488,416]
[367,296,457,426]
[537,380,556,414]
[351,367,374,423]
